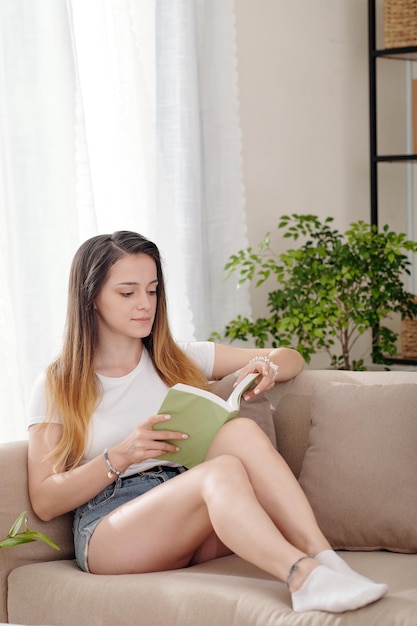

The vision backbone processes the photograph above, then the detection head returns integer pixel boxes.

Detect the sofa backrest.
[0,440,74,623]
[267,368,417,478]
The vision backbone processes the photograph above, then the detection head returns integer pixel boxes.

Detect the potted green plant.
[212,214,417,370]
[0,511,59,550]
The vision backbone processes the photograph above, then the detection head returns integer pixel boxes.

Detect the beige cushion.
[298,382,417,553]
[9,553,417,626]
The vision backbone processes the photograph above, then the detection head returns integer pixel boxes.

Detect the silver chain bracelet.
[103,448,122,480]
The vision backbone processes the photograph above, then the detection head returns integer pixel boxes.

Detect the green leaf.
[8,510,26,537]
[0,511,60,551]
[212,213,417,370]
[25,530,60,551]
[0,536,36,548]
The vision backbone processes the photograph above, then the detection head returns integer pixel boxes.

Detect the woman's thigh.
[85,462,225,575]
[74,466,187,572]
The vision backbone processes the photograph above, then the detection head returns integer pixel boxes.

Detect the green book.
[153,373,258,468]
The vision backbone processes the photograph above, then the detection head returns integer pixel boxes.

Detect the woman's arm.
[28,415,188,522]
[28,423,117,521]
[212,344,305,380]
[212,345,305,399]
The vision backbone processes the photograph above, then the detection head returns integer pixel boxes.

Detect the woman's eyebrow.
[115,281,138,286]
[115,279,158,286]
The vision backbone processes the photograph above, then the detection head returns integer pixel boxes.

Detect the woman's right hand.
[28,415,187,522]
[106,414,188,472]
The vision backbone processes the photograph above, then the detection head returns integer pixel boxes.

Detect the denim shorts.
[73,465,187,572]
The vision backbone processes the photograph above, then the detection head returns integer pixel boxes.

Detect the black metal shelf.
[368,0,417,366]
[374,46,417,61]
[381,356,417,366]
[368,0,417,226]
[375,154,417,162]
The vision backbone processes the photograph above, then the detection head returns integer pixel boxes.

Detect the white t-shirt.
[27,341,215,475]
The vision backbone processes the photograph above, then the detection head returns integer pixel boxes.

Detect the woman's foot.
[289,561,388,613]
[315,549,388,586]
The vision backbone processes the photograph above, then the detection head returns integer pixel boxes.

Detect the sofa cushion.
[8,553,417,626]
[298,381,417,553]
[7,558,284,626]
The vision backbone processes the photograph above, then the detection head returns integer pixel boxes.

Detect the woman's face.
[94,253,158,341]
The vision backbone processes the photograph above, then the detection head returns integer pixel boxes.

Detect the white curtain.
[0,0,250,443]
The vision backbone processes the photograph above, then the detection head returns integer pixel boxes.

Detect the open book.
[153,372,258,469]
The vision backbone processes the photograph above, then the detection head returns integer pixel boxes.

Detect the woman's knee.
[200,455,249,496]
[198,455,256,509]
[206,417,273,464]
[221,416,270,445]
[204,453,247,476]
[231,416,263,434]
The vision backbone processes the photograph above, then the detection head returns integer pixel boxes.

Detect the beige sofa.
[1,369,417,626]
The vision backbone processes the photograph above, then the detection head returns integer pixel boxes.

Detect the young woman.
[27,231,388,613]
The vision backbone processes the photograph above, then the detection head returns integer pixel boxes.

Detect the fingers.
[141,414,188,458]
[115,415,188,466]
[234,364,276,401]
[148,413,188,441]
[130,434,181,460]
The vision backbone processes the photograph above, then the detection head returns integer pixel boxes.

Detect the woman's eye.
[147,289,157,296]
[121,292,134,298]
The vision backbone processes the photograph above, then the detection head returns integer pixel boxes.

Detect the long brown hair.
[46,231,210,471]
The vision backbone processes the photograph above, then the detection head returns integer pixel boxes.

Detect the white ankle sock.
[315,550,386,586]
[315,549,362,575]
[291,565,388,613]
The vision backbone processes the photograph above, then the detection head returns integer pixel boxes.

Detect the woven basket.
[384,0,417,48]
[401,298,417,357]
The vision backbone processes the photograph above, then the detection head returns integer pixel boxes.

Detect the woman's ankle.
[286,555,319,592]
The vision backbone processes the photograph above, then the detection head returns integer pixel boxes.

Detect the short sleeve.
[178,341,215,379]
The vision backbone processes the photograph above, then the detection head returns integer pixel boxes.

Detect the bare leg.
[188,531,231,565]
[87,436,387,612]
[204,417,331,556]
[202,418,388,612]
[88,454,309,582]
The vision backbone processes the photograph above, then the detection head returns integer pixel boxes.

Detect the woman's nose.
[136,292,150,310]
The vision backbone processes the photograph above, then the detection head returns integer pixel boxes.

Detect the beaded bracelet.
[249,355,279,375]
[103,448,122,480]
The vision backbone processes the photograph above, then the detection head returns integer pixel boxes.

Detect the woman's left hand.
[234,358,278,401]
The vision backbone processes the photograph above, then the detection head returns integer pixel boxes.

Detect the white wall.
[235,0,370,244]
[234,0,412,367]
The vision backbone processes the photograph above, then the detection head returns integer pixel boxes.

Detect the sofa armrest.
[0,440,74,623]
